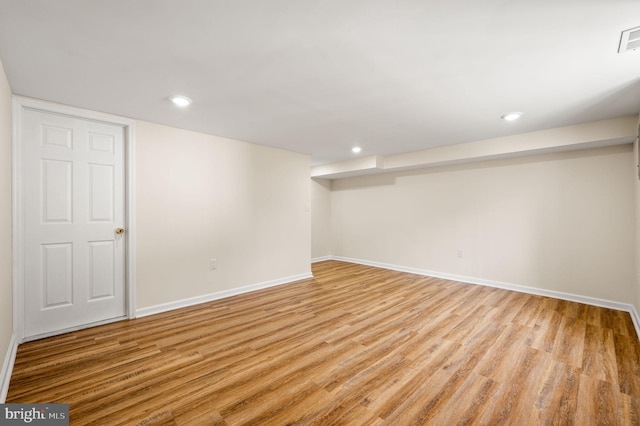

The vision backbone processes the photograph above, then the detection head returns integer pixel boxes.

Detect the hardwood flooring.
[7,260,640,425]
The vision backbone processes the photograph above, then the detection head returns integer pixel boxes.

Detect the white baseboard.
[136,272,313,318]
[327,256,640,340]
[311,256,332,263]
[0,334,18,403]
[630,305,640,339]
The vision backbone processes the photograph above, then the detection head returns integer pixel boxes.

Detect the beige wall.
[636,114,640,313]
[331,145,635,303]
[311,178,331,259]
[136,121,311,309]
[313,116,638,179]
[0,60,12,380]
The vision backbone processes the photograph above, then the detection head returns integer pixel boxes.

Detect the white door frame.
[12,96,136,342]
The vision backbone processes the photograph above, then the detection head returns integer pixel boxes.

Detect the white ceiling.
[0,0,639,165]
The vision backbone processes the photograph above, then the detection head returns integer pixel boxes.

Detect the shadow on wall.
[312,177,332,190]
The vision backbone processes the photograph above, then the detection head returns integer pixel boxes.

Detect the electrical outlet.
[209,258,217,270]
[457,249,464,258]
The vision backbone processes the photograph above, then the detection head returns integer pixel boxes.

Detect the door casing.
[12,96,137,342]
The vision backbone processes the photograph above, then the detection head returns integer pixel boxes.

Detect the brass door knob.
[115,227,125,235]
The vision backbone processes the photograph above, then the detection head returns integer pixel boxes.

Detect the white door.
[21,108,127,338]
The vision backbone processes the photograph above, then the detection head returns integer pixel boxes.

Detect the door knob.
[115,227,125,235]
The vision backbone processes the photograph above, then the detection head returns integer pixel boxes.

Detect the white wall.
[331,145,635,303]
[136,121,311,309]
[0,59,13,397]
[311,178,331,259]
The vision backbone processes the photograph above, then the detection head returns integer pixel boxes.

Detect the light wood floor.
[7,261,640,425]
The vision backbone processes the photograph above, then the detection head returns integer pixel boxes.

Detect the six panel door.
[22,109,126,338]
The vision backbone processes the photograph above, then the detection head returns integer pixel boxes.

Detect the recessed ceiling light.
[352,146,362,154]
[501,112,523,121]
[170,95,192,107]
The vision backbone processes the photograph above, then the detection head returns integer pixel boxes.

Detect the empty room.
[1,1,640,425]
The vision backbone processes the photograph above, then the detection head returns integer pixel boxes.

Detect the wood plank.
[6,260,640,425]
[575,375,624,425]
[551,316,586,369]
[582,323,618,384]
[532,359,580,425]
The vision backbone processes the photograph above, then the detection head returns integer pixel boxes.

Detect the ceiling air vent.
[619,26,640,53]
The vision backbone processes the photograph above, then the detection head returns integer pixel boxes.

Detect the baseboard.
[311,256,332,263]
[136,271,313,318]
[0,334,18,403]
[328,256,640,339]
[630,305,640,340]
